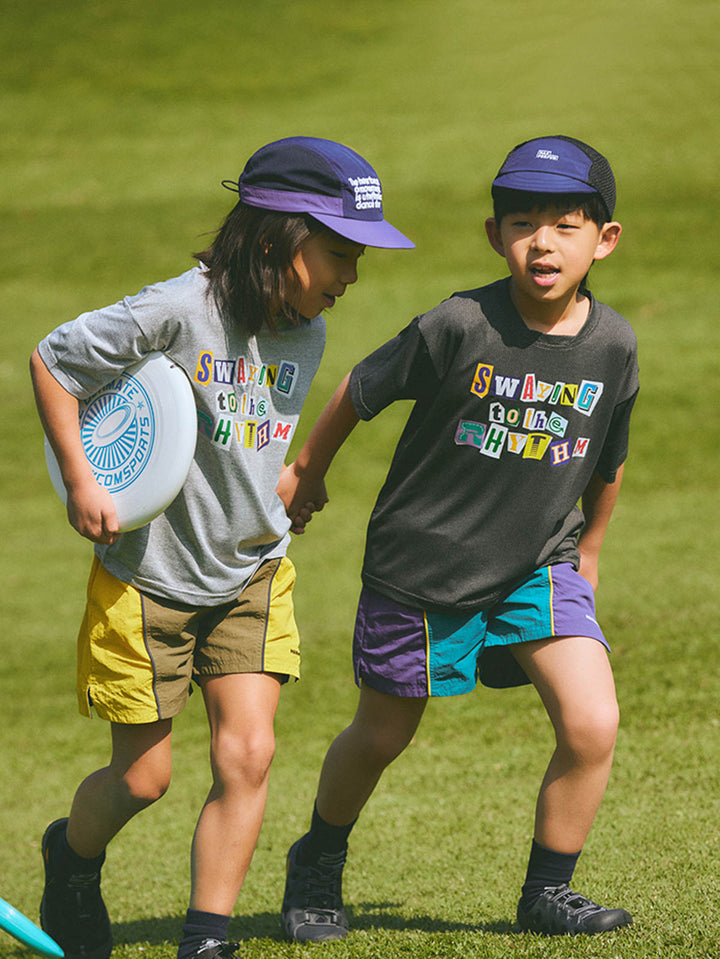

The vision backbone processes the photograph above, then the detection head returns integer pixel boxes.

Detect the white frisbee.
[0,896,64,957]
[45,352,197,532]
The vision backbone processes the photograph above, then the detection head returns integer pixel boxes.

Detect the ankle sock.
[53,823,105,875]
[297,802,356,862]
[177,910,230,959]
[520,839,581,909]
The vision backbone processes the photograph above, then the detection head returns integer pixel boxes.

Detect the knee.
[114,758,172,810]
[352,720,413,769]
[211,729,276,791]
[557,700,619,766]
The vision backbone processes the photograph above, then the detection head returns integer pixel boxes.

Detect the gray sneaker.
[179,939,243,959]
[517,883,632,935]
[281,838,349,942]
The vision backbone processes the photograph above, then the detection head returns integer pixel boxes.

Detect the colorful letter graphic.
[481,424,507,459]
[575,380,603,415]
[550,440,572,466]
[194,351,213,384]
[471,363,494,399]
[522,433,551,460]
[455,420,486,449]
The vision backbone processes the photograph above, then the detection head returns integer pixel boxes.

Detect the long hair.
[194,203,326,334]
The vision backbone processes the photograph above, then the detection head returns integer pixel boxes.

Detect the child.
[278,135,638,940]
[30,135,413,959]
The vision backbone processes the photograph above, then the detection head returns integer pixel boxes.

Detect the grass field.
[1,1,719,957]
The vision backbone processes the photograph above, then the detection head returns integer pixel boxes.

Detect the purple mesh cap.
[492,135,616,218]
[223,136,414,249]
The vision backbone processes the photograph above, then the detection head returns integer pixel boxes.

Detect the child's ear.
[484,217,506,257]
[593,221,622,261]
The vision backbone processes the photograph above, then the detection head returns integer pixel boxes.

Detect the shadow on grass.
[111,905,516,948]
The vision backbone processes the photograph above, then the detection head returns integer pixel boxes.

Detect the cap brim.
[311,213,415,249]
[493,171,596,195]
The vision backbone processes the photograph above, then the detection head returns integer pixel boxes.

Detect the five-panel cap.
[492,135,616,219]
[224,136,414,249]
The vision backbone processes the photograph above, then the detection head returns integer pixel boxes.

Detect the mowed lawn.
[1,1,718,957]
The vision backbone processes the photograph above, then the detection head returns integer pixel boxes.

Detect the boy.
[277,135,638,940]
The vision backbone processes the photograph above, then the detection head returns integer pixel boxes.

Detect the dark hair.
[194,203,326,334]
[491,187,610,227]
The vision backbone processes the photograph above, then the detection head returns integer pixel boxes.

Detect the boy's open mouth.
[530,264,559,286]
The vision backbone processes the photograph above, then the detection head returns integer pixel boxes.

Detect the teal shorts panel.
[353,563,608,697]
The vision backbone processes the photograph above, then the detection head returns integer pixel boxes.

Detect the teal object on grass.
[0,896,64,957]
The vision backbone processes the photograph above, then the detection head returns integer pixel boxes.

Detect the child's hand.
[577,548,599,592]
[277,462,329,534]
[66,479,121,545]
[288,499,325,535]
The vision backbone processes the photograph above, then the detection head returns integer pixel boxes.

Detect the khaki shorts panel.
[77,555,301,725]
[193,556,301,680]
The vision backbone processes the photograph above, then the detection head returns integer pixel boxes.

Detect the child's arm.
[577,463,625,591]
[30,348,120,545]
[277,373,360,533]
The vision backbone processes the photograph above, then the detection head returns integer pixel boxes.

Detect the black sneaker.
[40,818,113,959]
[517,883,633,935]
[179,939,243,959]
[281,838,349,942]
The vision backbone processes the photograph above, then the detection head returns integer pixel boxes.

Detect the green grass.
[1,1,719,957]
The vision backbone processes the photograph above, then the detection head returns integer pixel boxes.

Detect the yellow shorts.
[77,555,300,723]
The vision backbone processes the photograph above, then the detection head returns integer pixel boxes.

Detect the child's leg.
[41,719,173,959]
[282,685,426,943]
[511,636,618,853]
[66,719,173,857]
[189,672,282,915]
[315,684,428,826]
[511,636,631,934]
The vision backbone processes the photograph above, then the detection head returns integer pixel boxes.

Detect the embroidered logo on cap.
[349,176,382,210]
[535,149,560,161]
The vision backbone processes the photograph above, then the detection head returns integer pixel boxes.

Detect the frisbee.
[0,896,64,957]
[45,352,197,532]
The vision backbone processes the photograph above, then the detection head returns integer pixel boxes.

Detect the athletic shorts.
[352,563,608,697]
[77,555,300,723]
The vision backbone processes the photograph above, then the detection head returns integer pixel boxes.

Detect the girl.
[30,136,413,959]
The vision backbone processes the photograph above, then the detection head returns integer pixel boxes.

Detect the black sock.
[297,802,357,862]
[520,839,581,908]
[177,910,230,959]
[53,823,105,875]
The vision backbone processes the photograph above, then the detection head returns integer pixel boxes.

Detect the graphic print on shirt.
[456,361,602,466]
[193,351,299,452]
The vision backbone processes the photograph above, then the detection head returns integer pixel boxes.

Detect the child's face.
[290,231,365,320]
[485,206,621,313]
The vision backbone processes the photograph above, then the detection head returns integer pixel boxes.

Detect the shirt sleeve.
[37,297,155,398]
[349,317,439,420]
[594,390,638,482]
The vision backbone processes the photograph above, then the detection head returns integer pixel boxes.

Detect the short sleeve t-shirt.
[349,278,639,613]
[38,266,326,605]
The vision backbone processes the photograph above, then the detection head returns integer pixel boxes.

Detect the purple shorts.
[352,563,608,697]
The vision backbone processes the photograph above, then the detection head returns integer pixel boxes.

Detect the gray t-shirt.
[38,266,326,605]
[349,278,639,613]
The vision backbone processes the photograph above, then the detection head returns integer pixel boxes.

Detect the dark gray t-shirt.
[349,278,639,613]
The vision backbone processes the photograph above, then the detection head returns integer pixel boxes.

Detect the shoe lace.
[301,850,346,910]
[65,870,106,922]
[546,884,603,919]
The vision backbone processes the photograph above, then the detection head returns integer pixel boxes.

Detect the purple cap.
[223,136,414,249]
[492,135,616,218]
